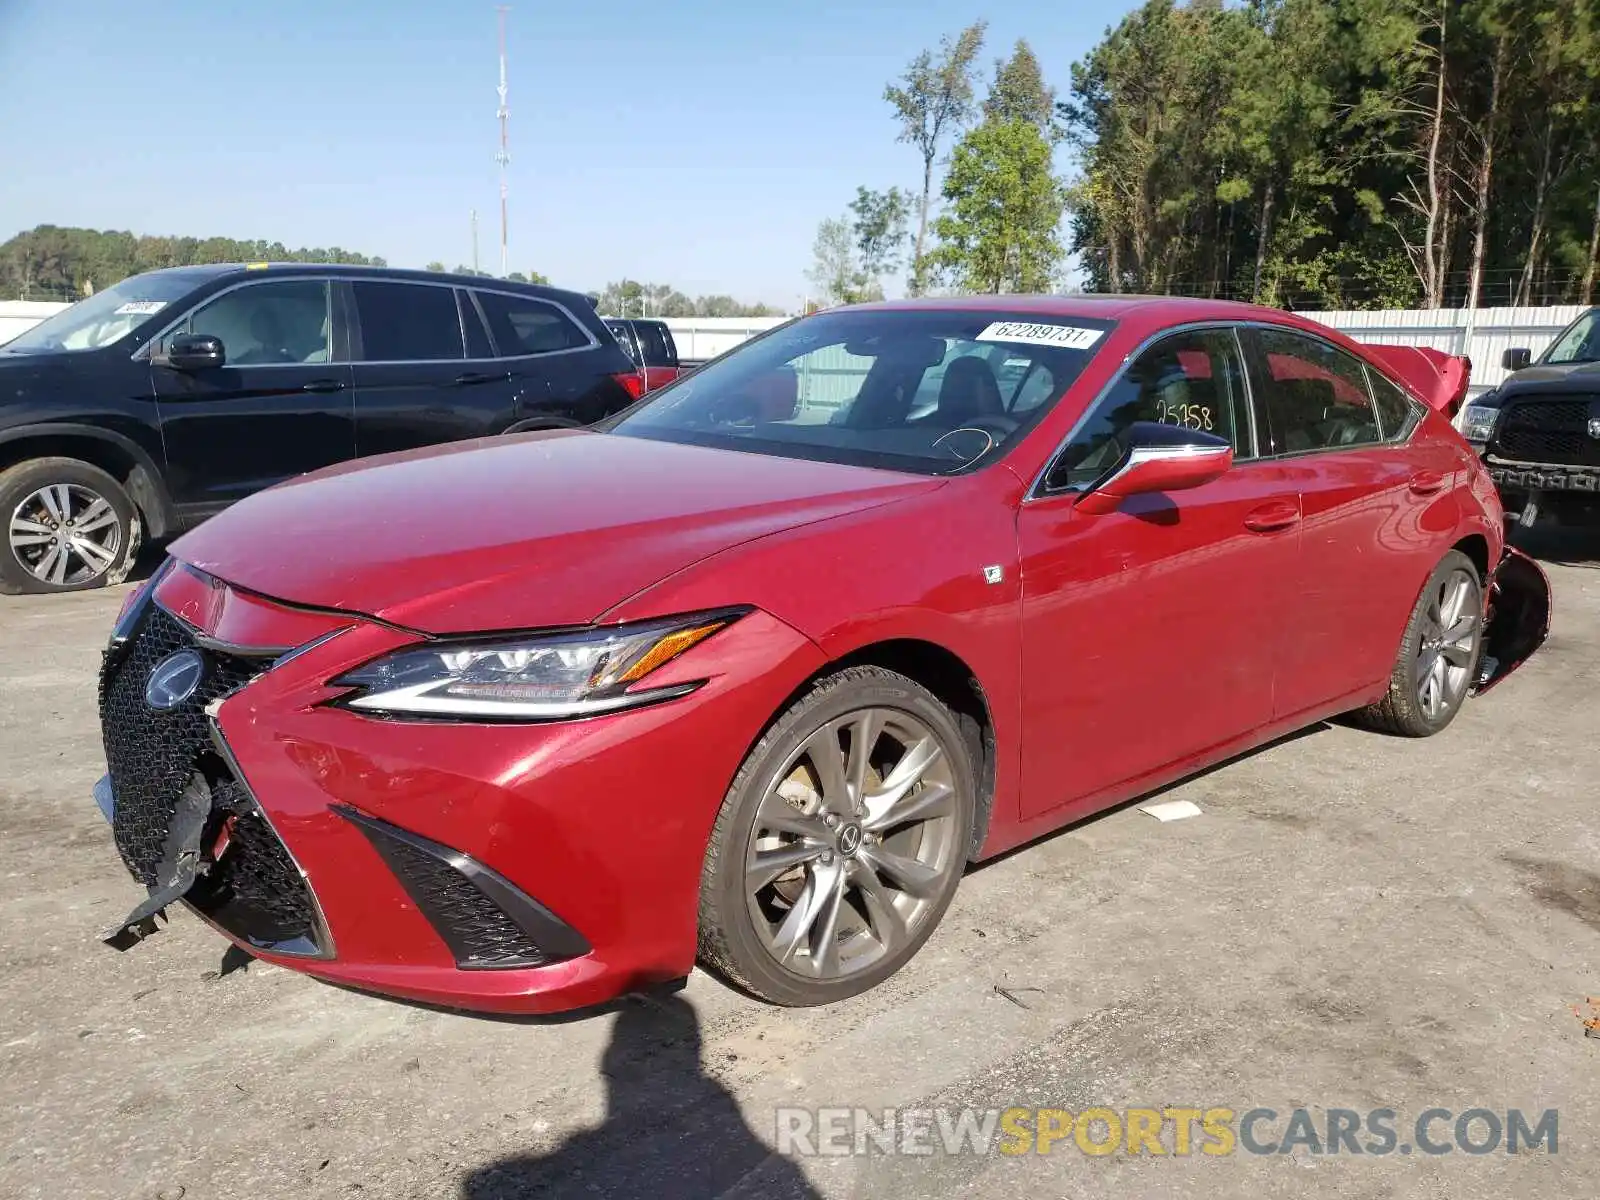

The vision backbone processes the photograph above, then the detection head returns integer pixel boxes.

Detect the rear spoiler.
[1360,344,1471,419]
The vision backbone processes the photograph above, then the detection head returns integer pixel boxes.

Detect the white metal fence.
[4,300,1585,397]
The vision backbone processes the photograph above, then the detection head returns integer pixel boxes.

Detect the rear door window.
[1249,329,1381,454]
[351,281,464,362]
[478,292,592,357]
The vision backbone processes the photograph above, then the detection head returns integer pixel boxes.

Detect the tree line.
[812,0,1600,311]
[0,225,386,300]
[0,225,781,317]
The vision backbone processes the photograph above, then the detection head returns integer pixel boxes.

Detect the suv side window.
[174,279,332,365]
[478,292,591,357]
[1048,327,1250,491]
[1250,329,1380,454]
[351,281,464,362]
[1366,367,1422,442]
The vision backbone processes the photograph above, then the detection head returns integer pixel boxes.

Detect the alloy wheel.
[8,483,123,587]
[1415,567,1480,721]
[744,706,961,980]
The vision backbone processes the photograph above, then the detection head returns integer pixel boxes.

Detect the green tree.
[929,118,1066,293]
[807,216,874,305]
[884,21,988,294]
[424,260,447,273]
[848,186,910,289]
[984,39,1057,134]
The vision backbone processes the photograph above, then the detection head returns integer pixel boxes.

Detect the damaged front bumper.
[1475,546,1552,694]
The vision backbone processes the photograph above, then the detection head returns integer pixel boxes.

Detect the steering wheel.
[933,424,1005,463]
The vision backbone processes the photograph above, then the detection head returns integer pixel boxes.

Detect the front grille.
[1496,398,1600,466]
[98,604,320,951]
[99,605,260,884]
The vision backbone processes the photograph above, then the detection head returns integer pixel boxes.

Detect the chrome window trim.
[133,274,600,366]
[1028,320,1257,500]
[133,275,336,365]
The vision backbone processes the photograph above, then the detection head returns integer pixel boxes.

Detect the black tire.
[1352,550,1484,737]
[697,666,976,1007]
[0,457,141,595]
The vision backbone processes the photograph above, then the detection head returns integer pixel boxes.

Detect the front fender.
[1475,545,1552,694]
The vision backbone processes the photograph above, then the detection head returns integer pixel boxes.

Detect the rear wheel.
[0,457,141,595]
[697,666,975,1006]
[1353,550,1483,737]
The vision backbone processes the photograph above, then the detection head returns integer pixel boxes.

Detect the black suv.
[1460,307,1600,528]
[0,264,641,593]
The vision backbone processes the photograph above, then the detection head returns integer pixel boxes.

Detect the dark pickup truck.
[1459,308,1600,528]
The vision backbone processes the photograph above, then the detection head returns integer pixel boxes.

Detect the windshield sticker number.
[976,321,1103,351]
[113,301,168,316]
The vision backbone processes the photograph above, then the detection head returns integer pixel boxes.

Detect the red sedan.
[95,297,1551,1012]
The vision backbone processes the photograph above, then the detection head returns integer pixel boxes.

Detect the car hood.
[1501,361,1600,388]
[172,430,943,633]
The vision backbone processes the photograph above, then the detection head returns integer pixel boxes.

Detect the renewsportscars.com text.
[774,1106,1559,1158]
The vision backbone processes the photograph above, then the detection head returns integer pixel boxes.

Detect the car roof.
[135,262,594,308]
[842,293,1291,323]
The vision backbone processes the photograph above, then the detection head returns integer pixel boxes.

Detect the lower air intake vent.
[334,807,589,970]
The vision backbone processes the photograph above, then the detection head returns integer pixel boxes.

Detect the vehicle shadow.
[1509,524,1600,567]
[459,991,821,1200]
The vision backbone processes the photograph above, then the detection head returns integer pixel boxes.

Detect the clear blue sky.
[0,0,1135,306]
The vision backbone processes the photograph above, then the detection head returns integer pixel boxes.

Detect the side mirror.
[164,333,226,371]
[1076,422,1233,516]
[1501,347,1532,372]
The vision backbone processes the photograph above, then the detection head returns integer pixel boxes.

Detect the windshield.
[1542,310,1600,365]
[3,274,201,353]
[611,309,1112,474]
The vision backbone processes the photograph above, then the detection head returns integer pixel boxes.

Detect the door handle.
[300,379,346,393]
[1409,471,1446,496]
[453,371,512,387]
[1243,500,1301,533]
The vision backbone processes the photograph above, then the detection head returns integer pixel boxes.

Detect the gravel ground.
[2,531,1597,1200]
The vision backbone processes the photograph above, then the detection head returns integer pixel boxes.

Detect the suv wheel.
[0,458,142,595]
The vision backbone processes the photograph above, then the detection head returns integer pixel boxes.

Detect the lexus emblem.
[1588,417,1600,440]
[145,649,205,710]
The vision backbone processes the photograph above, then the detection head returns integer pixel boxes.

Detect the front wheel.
[697,666,975,1006]
[0,457,142,595]
[1353,550,1484,737]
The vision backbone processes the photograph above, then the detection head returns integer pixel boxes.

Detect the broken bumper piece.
[1475,546,1552,695]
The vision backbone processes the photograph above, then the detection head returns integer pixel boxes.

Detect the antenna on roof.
[495,6,511,279]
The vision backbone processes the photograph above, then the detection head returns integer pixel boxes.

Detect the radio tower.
[495,6,511,278]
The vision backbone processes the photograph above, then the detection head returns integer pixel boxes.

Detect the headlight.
[1459,403,1499,444]
[329,609,746,719]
